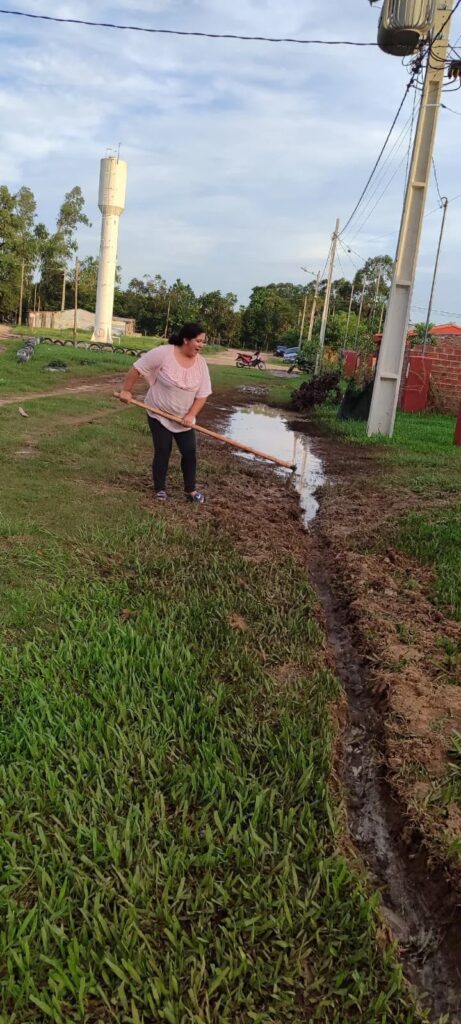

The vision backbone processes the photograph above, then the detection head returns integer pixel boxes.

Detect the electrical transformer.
[378,0,435,55]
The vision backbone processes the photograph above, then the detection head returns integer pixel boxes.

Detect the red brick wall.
[399,335,461,413]
[428,335,461,413]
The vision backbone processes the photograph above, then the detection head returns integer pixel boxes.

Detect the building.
[28,308,136,337]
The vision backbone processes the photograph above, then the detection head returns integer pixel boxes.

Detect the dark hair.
[169,322,205,346]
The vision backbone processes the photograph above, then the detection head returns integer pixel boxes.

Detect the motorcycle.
[235,351,266,370]
[287,354,314,375]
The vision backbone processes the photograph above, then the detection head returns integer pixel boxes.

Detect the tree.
[352,255,394,330]
[197,290,239,344]
[325,311,372,352]
[38,186,91,310]
[0,185,37,320]
[411,321,435,345]
[70,256,121,313]
[240,283,305,350]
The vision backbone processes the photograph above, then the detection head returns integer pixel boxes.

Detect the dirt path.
[0,374,124,407]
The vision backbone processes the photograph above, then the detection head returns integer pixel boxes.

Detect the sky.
[1,0,461,321]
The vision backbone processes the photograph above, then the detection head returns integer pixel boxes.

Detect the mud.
[198,398,461,1021]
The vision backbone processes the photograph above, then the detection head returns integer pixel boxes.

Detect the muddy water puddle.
[208,403,325,526]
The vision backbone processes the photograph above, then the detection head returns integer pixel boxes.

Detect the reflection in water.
[219,405,325,525]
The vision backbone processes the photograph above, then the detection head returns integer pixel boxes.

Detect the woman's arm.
[119,366,141,403]
[182,396,208,427]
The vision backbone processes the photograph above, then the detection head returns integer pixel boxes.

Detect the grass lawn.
[12,327,228,356]
[0,364,427,1022]
[315,406,461,621]
[0,339,300,408]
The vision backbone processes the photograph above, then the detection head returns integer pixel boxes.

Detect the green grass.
[0,338,133,393]
[0,391,427,1023]
[315,406,461,625]
[395,506,461,621]
[0,339,300,406]
[209,364,300,406]
[13,327,229,356]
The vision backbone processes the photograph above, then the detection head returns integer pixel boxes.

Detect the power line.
[0,8,378,45]
[404,84,418,194]
[442,101,461,114]
[340,68,421,236]
[432,158,444,204]
[347,112,414,239]
[350,148,411,241]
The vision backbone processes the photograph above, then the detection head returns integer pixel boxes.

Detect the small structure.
[28,308,136,336]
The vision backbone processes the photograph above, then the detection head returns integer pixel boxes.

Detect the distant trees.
[0,183,91,320]
[0,177,395,352]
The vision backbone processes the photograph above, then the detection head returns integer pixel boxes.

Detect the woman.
[119,323,212,503]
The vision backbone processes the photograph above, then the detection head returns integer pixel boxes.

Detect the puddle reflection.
[218,405,325,525]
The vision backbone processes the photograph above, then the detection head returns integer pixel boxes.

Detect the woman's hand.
[119,390,133,404]
[182,413,195,428]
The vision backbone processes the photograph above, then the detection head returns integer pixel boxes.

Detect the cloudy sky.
[1,0,461,320]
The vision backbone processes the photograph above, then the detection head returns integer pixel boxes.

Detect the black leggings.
[148,416,197,493]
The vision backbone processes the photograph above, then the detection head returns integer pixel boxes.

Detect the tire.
[257,360,266,370]
[236,358,245,368]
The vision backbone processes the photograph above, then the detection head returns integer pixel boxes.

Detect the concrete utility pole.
[368,1,454,436]
[61,269,67,312]
[345,283,355,345]
[299,268,317,343]
[308,271,321,343]
[315,218,340,374]
[423,195,448,352]
[355,279,367,344]
[73,257,79,346]
[18,259,25,326]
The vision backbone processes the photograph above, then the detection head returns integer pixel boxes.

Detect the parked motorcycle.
[287,354,314,375]
[235,351,266,370]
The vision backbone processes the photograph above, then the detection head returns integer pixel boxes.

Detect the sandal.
[186,491,205,504]
[155,491,167,501]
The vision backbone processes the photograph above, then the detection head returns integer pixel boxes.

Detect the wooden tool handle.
[114,393,296,471]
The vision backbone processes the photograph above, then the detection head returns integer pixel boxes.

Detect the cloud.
[0,0,460,316]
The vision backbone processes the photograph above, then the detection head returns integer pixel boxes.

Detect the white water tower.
[92,155,127,343]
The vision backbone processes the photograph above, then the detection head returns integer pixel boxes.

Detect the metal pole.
[18,259,25,326]
[423,196,448,353]
[307,271,321,343]
[368,1,454,436]
[73,257,79,346]
[315,218,340,375]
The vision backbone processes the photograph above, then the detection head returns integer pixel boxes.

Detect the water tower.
[92,155,127,344]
